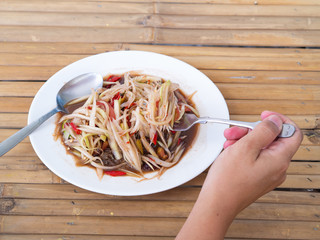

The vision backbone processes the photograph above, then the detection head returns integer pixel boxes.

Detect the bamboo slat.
[0,66,61,80]
[0,97,32,113]
[2,12,320,30]
[31,0,320,5]
[287,162,320,175]
[226,99,320,115]
[0,215,319,239]
[0,236,172,240]
[0,169,58,184]
[292,146,320,161]
[1,183,319,204]
[0,113,28,128]
[177,55,320,71]
[156,29,320,47]
[1,198,319,222]
[0,42,122,54]
[217,83,320,101]
[0,12,153,28]
[0,215,184,236]
[2,43,320,58]
[0,53,88,66]
[155,0,320,4]
[227,220,320,239]
[2,53,320,71]
[0,156,45,170]
[203,70,320,85]
[1,27,320,47]
[0,83,42,97]
[0,168,318,189]
[1,1,320,16]
[74,43,320,58]
[156,3,320,16]
[154,15,320,30]
[0,1,153,14]
[185,172,320,189]
[163,0,320,4]
[303,130,320,145]
[279,175,320,189]
[0,26,154,43]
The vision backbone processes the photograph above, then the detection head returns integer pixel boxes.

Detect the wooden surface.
[0,0,319,239]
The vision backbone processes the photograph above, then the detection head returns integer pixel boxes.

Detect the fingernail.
[266,115,282,130]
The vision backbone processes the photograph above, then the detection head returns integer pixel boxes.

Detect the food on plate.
[56,71,199,180]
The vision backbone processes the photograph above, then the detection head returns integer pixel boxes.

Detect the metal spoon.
[0,72,103,156]
[173,113,296,138]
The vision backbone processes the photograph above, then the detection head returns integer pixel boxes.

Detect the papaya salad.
[56,71,199,180]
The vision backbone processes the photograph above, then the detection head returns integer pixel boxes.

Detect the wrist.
[199,179,240,227]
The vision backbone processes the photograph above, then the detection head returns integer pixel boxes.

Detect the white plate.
[28,51,229,196]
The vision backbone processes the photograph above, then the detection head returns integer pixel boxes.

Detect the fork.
[173,113,295,138]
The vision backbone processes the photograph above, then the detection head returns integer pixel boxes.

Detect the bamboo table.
[0,0,319,239]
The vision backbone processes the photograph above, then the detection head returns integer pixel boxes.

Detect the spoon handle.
[0,108,59,157]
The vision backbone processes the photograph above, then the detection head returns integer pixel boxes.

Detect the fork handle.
[198,117,295,138]
[198,117,260,129]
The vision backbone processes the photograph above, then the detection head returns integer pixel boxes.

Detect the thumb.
[243,115,283,157]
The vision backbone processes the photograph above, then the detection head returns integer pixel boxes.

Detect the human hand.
[176,111,303,240]
[206,111,303,217]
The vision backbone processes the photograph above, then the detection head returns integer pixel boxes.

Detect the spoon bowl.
[0,72,103,156]
[56,72,103,113]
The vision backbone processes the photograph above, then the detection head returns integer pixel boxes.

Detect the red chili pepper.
[96,101,105,110]
[125,102,136,109]
[107,75,122,82]
[70,122,82,135]
[152,132,158,145]
[114,92,121,100]
[105,170,126,177]
[130,132,135,136]
[110,92,121,107]
[177,138,181,145]
[107,103,116,119]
